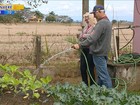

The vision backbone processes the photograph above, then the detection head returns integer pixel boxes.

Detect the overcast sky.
[12,0,134,22]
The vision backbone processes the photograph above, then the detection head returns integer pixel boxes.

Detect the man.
[72,5,112,88]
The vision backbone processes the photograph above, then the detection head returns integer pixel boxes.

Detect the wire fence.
[110,27,133,61]
[0,34,77,66]
[0,25,134,65]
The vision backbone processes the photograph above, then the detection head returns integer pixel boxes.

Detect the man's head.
[90,5,106,21]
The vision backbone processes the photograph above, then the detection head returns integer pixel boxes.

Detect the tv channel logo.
[0,4,24,15]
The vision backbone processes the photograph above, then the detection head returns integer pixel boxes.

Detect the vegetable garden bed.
[0,64,140,105]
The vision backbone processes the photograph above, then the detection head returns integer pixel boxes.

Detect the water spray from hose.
[33,48,74,76]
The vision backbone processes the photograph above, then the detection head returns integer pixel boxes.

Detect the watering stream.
[33,48,74,75]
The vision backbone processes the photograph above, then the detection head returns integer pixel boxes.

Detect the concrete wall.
[108,63,140,91]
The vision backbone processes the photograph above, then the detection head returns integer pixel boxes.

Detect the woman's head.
[83,12,97,26]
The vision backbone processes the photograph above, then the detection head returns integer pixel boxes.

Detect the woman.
[78,12,97,86]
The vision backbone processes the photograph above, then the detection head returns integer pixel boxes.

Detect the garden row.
[0,64,140,105]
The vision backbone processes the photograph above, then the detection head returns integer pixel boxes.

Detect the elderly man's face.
[93,11,97,18]
[93,11,100,20]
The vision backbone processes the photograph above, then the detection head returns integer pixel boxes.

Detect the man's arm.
[80,22,105,47]
[72,21,105,50]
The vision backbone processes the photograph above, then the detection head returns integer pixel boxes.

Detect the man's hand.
[71,44,80,49]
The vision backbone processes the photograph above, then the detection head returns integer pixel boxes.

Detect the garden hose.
[80,49,98,87]
[115,53,140,64]
[111,78,120,89]
[119,27,135,50]
[80,49,129,90]
[112,25,140,91]
[114,53,140,89]
[116,78,127,92]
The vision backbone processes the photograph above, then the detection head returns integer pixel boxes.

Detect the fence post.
[35,36,41,68]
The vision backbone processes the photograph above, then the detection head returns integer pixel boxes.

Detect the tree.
[45,15,56,22]
[0,0,48,8]
[0,13,23,24]
[112,19,117,24]
[45,11,56,22]
[49,11,55,16]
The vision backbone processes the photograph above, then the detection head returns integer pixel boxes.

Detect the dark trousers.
[80,48,95,86]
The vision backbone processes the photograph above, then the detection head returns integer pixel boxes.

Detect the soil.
[0,91,54,105]
[0,76,81,105]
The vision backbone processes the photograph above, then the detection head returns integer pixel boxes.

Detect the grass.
[128,90,140,95]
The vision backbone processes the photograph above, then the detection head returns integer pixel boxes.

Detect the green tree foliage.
[0,12,24,23]
[45,15,56,22]
[49,11,55,16]
[45,11,56,22]
[0,0,48,8]
[112,19,117,24]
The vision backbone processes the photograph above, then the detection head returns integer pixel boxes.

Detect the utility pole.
[133,0,140,54]
[82,0,89,29]
[82,0,89,15]
[96,0,104,6]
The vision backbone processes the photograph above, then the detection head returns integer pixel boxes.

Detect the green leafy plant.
[0,64,19,76]
[46,82,140,105]
[0,64,140,104]
[65,36,78,44]
[0,64,52,99]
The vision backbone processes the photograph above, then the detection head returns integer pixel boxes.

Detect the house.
[22,8,43,22]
